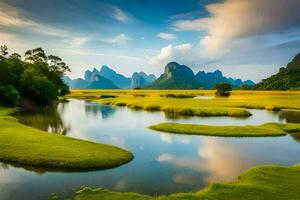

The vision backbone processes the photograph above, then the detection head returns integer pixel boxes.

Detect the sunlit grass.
[67,90,300,118]
[149,122,300,137]
[0,107,133,170]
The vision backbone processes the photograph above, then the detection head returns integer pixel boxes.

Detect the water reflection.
[85,102,116,119]
[2,100,300,200]
[15,104,70,135]
[279,110,300,123]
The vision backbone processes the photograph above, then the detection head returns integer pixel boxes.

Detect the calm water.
[1,99,300,200]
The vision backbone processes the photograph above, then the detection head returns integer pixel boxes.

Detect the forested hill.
[255,53,300,90]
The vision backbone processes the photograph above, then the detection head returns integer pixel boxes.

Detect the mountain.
[63,75,118,89]
[195,70,255,89]
[255,53,300,90]
[148,62,201,89]
[131,72,156,88]
[84,65,131,88]
[148,62,254,89]
[63,76,89,89]
[64,62,254,90]
[98,65,131,88]
[65,65,156,89]
[85,75,118,89]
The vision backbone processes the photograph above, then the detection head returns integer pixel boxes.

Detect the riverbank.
[0,107,133,170]
[149,122,300,137]
[74,164,300,200]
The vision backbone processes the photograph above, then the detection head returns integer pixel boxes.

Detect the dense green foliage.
[0,85,20,106]
[215,83,232,97]
[0,45,70,106]
[149,122,300,137]
[255,53,300,90]
[0,107,133,170]
[75,165,300,200]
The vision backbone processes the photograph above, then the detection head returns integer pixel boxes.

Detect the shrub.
[99,95,116,99]
[215,83,232,97]
[0,85,20,107]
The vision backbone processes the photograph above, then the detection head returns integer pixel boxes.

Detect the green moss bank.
[74,164,300,200]
[149,122,300,137]
[0,107,133,170]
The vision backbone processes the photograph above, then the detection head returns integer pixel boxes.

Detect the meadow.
[0,107,133,170]
[2,89,300,199]
[68,90,300,116]
[149,122,300,137]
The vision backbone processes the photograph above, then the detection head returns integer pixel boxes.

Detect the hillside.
[195,70,254,89]
[149,62,254,89]
[131,72,156,88]
[255,53,300,90]
[85,75,118,89]
[148,62,201,89]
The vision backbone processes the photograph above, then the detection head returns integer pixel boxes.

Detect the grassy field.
[74,164,300,200]
[149,122,300,137]
[67,90,300,118]
[0,107,133,170]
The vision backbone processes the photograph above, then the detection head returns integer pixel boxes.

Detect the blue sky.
[0,0,300,82]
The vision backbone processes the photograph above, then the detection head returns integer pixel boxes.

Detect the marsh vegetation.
[1,91,300,199]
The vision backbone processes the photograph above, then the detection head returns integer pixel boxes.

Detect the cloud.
[156,153,173,162]
[111,6,133,24]
[0,32,16,40]
[157,32,176,40]
[172,0,300,57]
[99,33,130,44]
[148,43,193,66]
[0,2,78,39]
[0,2,36,27]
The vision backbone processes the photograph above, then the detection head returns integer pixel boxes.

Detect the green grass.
[0,107,133,170]
[74,164,300,200]
[67,90,300,118]
[148,122,300,137]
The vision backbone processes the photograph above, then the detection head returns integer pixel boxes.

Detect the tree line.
[0,45,70,106]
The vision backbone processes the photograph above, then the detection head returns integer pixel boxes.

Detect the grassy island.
[149,122,300,137]
[74,164,300,200]
[0,107,133,170]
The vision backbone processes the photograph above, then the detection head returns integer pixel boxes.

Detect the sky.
[0,0,300,82]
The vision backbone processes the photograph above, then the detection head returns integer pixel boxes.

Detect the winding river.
[1,99,300,200]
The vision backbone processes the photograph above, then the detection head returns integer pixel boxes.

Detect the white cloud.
[156,153,173,162]
[173,0,300,57]
[0,2,80,39]
[100,33,130,44]
[148,43,193,66]
[111,6,132,24]
[157,32,176,40]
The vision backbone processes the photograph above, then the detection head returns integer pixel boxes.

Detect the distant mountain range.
[64,65,156,89]
[148,62,254,89]
[64,63,255,89]
[255,53,300,90]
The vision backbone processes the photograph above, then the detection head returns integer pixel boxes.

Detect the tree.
[0,45,8,60]
[24,47,47,63]
[0,45,70,106]
[0,85,20,107]
[9,53,21,60]
[215,83,232,97]
[48,55,70,75]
